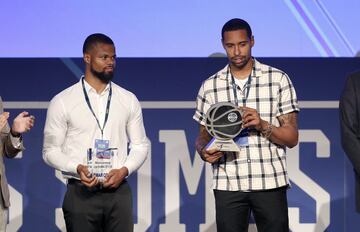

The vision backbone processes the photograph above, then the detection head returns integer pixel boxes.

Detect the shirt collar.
[81,76,111,96]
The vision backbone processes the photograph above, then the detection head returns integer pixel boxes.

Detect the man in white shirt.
[43,33,150,232]
[0,97,35,231]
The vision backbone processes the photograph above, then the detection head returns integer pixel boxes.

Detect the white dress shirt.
[43,78,150,179]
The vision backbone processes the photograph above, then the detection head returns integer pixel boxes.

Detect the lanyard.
[227,66,253,106]
[81,77,112,139]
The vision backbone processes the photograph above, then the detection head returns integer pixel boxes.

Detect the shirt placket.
[97,93,105,129]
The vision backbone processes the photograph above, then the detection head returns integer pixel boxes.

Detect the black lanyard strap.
[81,77,112,138]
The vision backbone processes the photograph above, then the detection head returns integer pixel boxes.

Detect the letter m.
[159,130,215,232]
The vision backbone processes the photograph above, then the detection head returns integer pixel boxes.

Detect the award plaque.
[205,102,243,152]
[87,147,116,182]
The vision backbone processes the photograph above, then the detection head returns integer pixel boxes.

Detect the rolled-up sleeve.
[277,73,300,116]
[193,81,211,125]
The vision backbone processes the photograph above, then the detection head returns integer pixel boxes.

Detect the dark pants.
[62,179,133,232]
[214,187,289,232]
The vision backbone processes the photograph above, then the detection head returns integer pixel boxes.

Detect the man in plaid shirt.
[194,18,299,232]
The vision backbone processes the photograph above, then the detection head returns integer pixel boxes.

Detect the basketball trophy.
[205,102,243,152]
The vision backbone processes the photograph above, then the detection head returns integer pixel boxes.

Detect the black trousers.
[62,179,133,232]
[214,187,289,232]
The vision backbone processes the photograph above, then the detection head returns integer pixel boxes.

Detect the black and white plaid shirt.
[193,59,299,191]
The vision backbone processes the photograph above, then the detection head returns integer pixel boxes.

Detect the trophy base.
[206,138,240,152]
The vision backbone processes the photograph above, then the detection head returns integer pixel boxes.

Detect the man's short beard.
[230,56,250,70]
[90,67,114,83]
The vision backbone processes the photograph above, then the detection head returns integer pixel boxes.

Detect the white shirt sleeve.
[42,96,79,174]
[123,95,150,176]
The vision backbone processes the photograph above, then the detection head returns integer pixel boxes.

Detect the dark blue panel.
[0,58,359,231]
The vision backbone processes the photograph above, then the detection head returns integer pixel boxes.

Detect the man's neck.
[230,59,253,80]
[84,74,108,94]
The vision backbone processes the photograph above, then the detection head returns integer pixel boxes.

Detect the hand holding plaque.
[87,144,117,182]
[205,102,243,152]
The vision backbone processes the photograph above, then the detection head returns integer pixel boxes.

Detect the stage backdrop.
[0,58,360,232]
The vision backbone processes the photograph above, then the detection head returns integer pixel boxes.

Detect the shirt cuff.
[123,163,135,177]
[9,133,22,149]
[66,160,80,175]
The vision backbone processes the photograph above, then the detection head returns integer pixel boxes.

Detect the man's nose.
[107,57,115,66]
[234,45,241,55]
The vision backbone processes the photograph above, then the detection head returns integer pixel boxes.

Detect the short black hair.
[221,18,252,40]
[83,33,114,54]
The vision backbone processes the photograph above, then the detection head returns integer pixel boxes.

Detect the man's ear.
[250,35,255,48]
[84,54,90,64]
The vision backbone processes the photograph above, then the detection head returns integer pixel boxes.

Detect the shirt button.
[247,159,251,163]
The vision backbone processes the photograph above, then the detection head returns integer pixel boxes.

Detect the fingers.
[239,106,252,115]
[81,172,98,187]
[239,107,261,129]
[12,113,35,133]
[16,112,34,122]
[103,173,117,188]
[26,115,35,131]
[102,176,113,188]
[202,150,224,163]
[206,147,220,154]
[103,170,115,182]
[103,169,126,188]
[242,115,258,127]
[83,176,99,187]
[240,107,256,118]
[0,112,10,120]
[78,165,98,187]
[206,152,223,163]
[79,164,90,176]
[18,111,29,117]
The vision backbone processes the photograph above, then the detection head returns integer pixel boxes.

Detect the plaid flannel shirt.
[193,59,299,191]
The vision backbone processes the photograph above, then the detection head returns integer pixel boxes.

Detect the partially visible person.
[340,71,360,213]
[0,97,35,231]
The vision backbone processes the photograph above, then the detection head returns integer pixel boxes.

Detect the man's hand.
[77,164,99,187]
[11,111,35,136]
[240,106,266,131]
[0,112,10,131]
[103,167,128,189]
[196,125,224,163]
[200,147,224,163]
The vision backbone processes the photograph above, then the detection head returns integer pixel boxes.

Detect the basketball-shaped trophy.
[205,102,243,152]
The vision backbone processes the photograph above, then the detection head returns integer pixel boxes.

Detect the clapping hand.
[11,111,35,136]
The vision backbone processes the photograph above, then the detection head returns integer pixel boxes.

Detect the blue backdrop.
[0,57,360,231]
